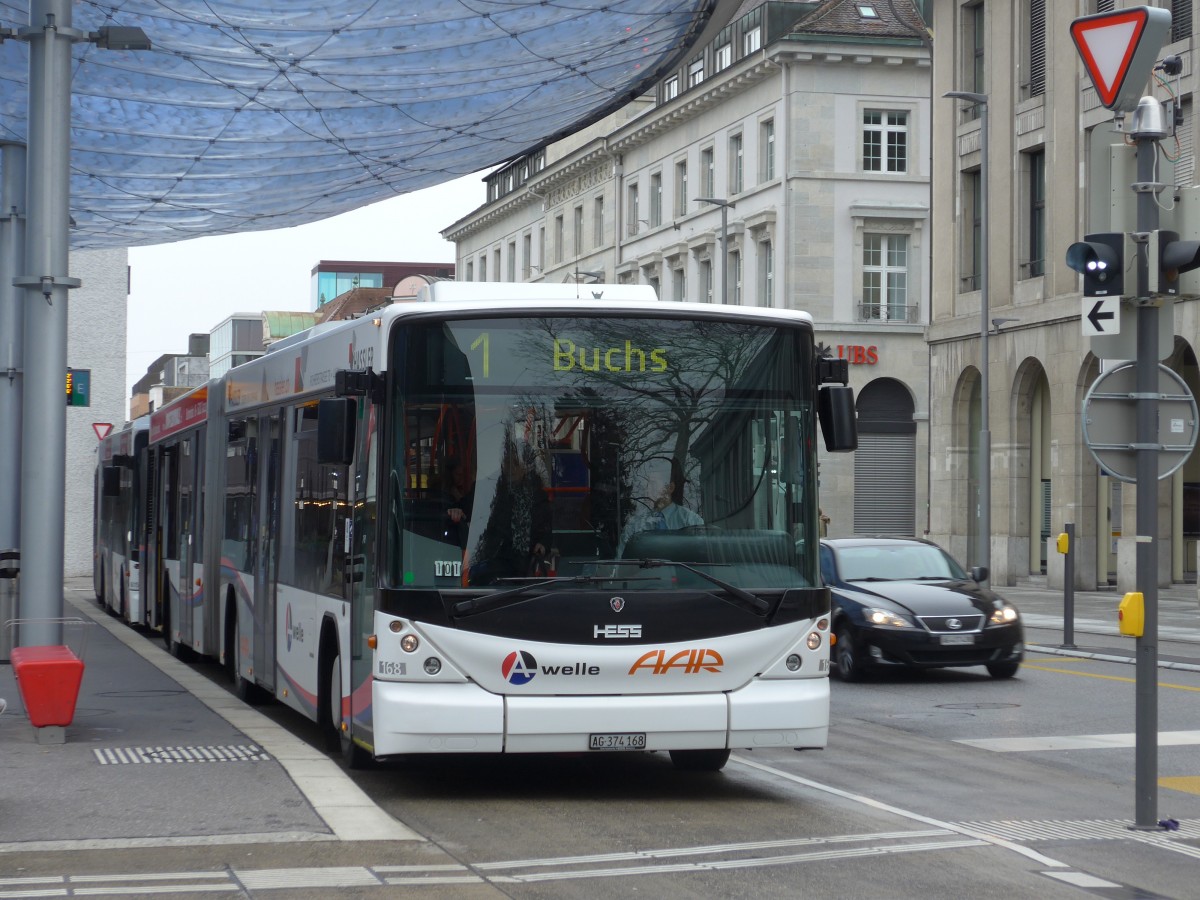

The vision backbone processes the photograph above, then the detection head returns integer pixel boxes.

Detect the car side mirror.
[970,565,988,583]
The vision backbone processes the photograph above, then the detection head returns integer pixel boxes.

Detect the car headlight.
[864,607,912,628]
[989,605,1019,625]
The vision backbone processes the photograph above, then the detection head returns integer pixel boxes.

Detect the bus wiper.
[595,559,770,616]
[451,574,657,618]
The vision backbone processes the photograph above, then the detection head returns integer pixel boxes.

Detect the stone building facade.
[443,0,933,539]
[930,0,1199,589]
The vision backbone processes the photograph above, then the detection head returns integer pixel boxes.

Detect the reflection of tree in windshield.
[519,317,778,489]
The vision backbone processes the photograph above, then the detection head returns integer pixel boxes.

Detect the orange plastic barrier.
[10,645,85,727]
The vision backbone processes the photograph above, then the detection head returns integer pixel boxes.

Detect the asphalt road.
[3,587,1199,898]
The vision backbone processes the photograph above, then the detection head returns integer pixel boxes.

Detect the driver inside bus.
[617,457,703,556]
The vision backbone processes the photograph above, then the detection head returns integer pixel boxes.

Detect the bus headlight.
[400,634,420,653]
[785,653,802,671]
[423,657,442,675]
[805,632,822,651]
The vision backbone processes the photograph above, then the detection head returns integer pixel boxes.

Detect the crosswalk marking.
[956,729,1200,752]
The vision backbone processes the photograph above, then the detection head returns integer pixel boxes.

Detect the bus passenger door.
[253,412,281,693]
[176,436,196,651]
[346,400,378,746]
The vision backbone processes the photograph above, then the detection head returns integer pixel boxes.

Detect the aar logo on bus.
[501,650,538,685]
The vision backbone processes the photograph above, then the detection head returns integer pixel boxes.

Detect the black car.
[819,537,1024,680]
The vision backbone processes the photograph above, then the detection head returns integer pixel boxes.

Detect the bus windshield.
[386,314,819,591]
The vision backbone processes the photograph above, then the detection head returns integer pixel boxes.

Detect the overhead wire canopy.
[0,0,734,249]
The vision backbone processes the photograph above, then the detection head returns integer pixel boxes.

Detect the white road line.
[0,831,338,855]
[730,754,1071,869]
[956,729,1200,752]
[472,829,954,870]
[1044,871,1122,888]
[65,594,421,844]
[489,840,986,883]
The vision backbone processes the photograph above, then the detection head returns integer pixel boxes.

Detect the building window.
[962,170,982,292]
[730,249,742,304]
[627,183,640,236]
[554,215,564,264]
[494,248,501,281]
[862,233,909,321]
[760,119,775,181]
[1173,0,1192,43]
[507,241,516,281]
[650,172,662,227]
[674,160,688,217]
[593,196,605,249]
[963,3,985,121]
[664,76,679,101]
[1024,0,1045,99]
[573,205,583,257]
[522,232,532,279]
[729,133,744,193]
[465,260,473,281]
[744,26,761,55]
[479,254,487,281]
[1026,150,1045,278]
[688,57,704,88]
[672,267,686,302]
[538,226,546,272]
[700,259,713,303]
[701,146,714,197]
[863,110,908,173]
[758,240,774,305]
[715,42,731,72]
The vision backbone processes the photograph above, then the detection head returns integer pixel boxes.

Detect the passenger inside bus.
[617,457,703,556]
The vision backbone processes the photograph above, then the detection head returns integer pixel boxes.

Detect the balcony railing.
[857,303,919,323]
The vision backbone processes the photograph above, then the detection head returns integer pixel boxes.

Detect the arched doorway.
[853,378,917,535]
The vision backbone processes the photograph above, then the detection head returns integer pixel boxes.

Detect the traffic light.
[1152,230,1200,296]
[1065,232,1125,297]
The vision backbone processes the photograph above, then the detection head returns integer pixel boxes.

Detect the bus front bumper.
[370,677,829,758]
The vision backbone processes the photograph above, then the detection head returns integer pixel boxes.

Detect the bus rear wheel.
[668,749,731,772]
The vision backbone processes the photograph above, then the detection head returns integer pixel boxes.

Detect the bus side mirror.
[101,465,121,497]
[317,398,356,465]
[817,385,857,452]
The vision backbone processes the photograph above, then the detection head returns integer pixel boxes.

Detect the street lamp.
[944,90,990,582]
[696,197,734,305]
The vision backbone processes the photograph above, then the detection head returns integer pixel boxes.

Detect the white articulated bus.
[94,417,151,624]
[128,283,858,770]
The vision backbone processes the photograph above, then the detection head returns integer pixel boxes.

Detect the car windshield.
[836,543,967,582]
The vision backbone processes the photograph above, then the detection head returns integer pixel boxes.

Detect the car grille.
[918,614,984,633]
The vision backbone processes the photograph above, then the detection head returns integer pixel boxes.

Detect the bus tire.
[668,749,731,772]
[321,645,371,769]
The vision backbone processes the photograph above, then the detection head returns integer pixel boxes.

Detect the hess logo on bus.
[628,648,724,675]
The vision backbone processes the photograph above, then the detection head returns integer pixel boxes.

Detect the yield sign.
[1070,7,1170,113]
[92,422,113,441]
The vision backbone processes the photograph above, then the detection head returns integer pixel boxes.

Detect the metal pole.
[0,142,26,561]
[1132,131,1160,829]
[1061,522,1076,649]
[978,100,991,583]
[719,202,728,307]
[17,0,81,647]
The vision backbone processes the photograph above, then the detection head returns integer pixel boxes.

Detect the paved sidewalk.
[0,577,418,853]
[997,579,1200,671]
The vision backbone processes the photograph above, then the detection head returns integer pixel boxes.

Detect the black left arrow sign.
[1088,301,1115,332]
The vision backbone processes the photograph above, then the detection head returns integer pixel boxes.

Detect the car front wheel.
[834,625,868,682]
[986,659,1020,679]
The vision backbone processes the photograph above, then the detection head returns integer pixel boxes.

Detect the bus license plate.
[589,732,646,751]
[940,634,975,646]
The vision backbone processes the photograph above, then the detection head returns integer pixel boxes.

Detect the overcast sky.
[125,172,485,397]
